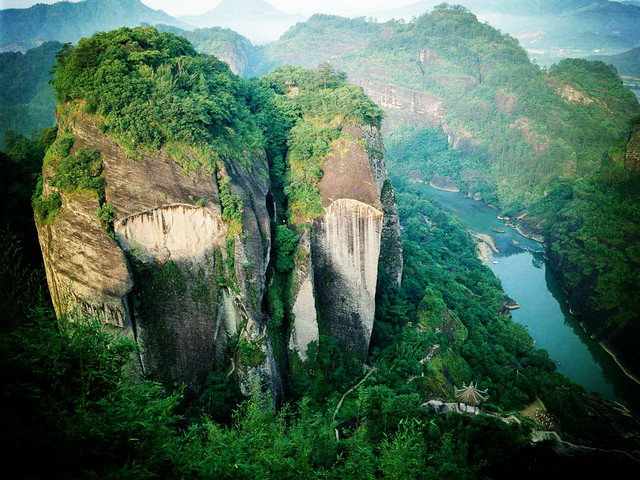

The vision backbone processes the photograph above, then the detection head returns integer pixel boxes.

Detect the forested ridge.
[0,0,186,51]
[2,15,640,480]
[261,7,639,207]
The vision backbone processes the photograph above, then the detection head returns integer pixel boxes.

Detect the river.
[419,184,640,418]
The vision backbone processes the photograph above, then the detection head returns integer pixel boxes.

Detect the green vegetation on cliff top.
[52,26,263,165]
[259,63,383,224]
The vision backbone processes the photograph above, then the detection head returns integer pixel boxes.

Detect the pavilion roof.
[454,382,488,406]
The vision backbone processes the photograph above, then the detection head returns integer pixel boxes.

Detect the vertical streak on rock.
[312,199,383,361]
[361,124,403,288]
[289,229,319,360]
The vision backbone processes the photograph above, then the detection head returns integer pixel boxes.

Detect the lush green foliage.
[0,0,184,53]
[378,127,628,446]
[155,24,266,77]
[1,225,536,479]
[216,166,244,233]
[54,147,104,196]
[259,7,639,208]
[385,125,497,203]
[32,190,62,226]
[262,64,383,129]
[52,27,262,163]
[274,225,299,273]
[284,121,339,223]
[589,47,640,80]
[0,230,182,479]
[258,8,640,377]
[1,128,57,258]
[531,123,640,366]
[32,130,117,233]
[5,15,638,478]
[257,64,382,224]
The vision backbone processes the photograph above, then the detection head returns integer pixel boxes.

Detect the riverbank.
[419,183,640,416]
[429,174,460,192]
[600,342,640,387]
[430,185,640,388]
[469,231,498,264]
[546,248,640,388]
[474,240,492,264]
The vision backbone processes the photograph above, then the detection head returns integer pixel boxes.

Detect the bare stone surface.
[312,199,383,361]
[36,112,278,393]
[37,189,132,327]
[288,124,403,362]
[289,229,319,360]
[318,132,382,210]
[116,205,227,262]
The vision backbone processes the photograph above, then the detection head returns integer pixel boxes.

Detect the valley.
[419,184,640,418]
[1,1,640,478]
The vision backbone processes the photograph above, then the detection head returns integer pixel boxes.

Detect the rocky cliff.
[35,108,402,391]
[35,110,278,393]
[288,125,402,362]
[35,29,403,396]
[354,78,476,155]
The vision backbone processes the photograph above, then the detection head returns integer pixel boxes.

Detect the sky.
[0,0,419,17]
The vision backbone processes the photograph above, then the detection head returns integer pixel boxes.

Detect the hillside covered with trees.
[3,26,640,478]
[0,0,186,52]
[255,6,640,381]
[0,41,61,149]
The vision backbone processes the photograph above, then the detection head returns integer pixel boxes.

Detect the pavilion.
[454,382,488,415]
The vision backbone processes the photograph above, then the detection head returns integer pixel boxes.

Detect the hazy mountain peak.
[212,0,297,15]
[0,0,189,52]
[180,0,305,44]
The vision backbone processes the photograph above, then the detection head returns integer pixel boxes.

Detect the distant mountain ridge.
[366,0,607,20]
[0,0,189,52]
[0,41,62,144]
[366,1,640,64]
[180,0,305,44]
[588,46,640,78]
[154,24,258,77]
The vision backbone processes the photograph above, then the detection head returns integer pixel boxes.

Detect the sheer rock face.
[36,114,277,393]
[289,124,403,362]
[354,78,476,151]
[37,113,402,391]
[116,205,228,263]
[311,199,383,360]
[37,187,133,327]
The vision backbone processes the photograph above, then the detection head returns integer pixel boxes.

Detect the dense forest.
[262,7,639,207]
[2,25,640,479]
[588,47,640,80]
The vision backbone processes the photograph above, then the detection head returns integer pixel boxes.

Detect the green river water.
[419,184,640,418]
